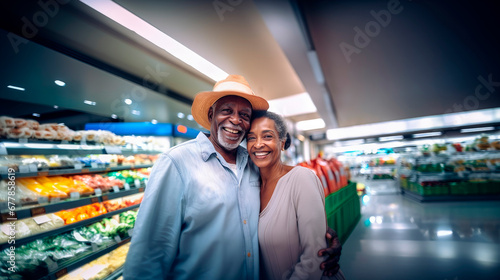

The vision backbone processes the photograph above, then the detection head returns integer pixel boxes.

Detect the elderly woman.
[246,110,345,280]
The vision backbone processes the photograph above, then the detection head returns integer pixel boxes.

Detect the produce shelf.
[103,266,124,280]
[0,140,162,156]
[0,186,145,223]
[0,163,153,179]
[41,238,131,280]
[0,205,139,250]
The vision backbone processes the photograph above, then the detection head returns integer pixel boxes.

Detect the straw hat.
[191,74,269,130]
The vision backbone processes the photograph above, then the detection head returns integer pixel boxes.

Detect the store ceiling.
[1,0,499,139]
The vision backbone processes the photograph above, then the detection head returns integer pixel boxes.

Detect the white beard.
[218,126,243,151]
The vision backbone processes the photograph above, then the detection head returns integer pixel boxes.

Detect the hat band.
[213,81,254,95]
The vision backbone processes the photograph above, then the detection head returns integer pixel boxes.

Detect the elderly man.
[123,75,340,280]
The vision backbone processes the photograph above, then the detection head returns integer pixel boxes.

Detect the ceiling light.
[296,118,325,131]
[151,119,158,124]
[187,114,194,121]
[54,80,66,86]
[268,92,317,117]
[412,132,442,138]
[437,230,453,237]
[84,100,96,106]
[132,110,141,115]
[53,105,59,109]
[379,135,404,142]
[177,112,185,119]
[297,134,305,142]
[32,113,40,117]
[80,0,228,81]
[7,85,25,91]
[460,127,495,133]
[111,114,118,119]
[124,98,132,105]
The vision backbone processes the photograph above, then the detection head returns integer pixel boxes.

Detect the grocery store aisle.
[338,190,500,280]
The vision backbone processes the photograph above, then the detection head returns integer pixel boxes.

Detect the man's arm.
[318,227,342,276]
[123,154,185,279]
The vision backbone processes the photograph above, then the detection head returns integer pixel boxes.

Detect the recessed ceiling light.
[132,110,141,115]
[111,114,118,119]
[460,127,495,133]
[54,80,66,86]
[53,105,59,109]
[32,113,40,117]
[84,100,96,106]
[177,112,185,119]
[187,114,194,121]
[151,119,158,124]
[412,132,442,138]
[379,135,404,142]
[7,85,25,91]
[124,98,132,105]
[296,118,325,131]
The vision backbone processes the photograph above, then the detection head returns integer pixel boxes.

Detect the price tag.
[94,188,102,196]
[33,215,51,225]
[91,197,99,203]
[457,171,465,178]
[105,167,111,172]
[114,235,122,243]
[55,268,68,278]
[70,192,80,200]
[124,183,130,190]
[37,196,49,204]
[29,164,38,172]
[91,242,98,252]
[0,166,8,174]
[18,165,30,173]
[82,168,90,173]
[104,146,122,154]
[134,179,141,188]
[50,197,61,204]
[31,207,46,216]
[0,143,7,155]
[112,186,120,192]
[101,195,109,201]
[90,162,98,169]
[74,163,83,170]
[128,229,134,237]
[18,138,28,144]
[37,171,49,176]
[1,212,16,223]
[138,187,144,193]
[45,257,58,272]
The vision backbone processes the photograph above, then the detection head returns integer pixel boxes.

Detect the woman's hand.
[318,227,342,276]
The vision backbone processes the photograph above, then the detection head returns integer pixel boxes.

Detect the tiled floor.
[339,184,500,280]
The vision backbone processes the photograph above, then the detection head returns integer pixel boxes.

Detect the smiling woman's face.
[247,117,284,169]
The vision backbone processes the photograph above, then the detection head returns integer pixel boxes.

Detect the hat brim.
[191,90,269,130]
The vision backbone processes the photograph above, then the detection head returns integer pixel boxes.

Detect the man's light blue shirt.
[123,132,261,280]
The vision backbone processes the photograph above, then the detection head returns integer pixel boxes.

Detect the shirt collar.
[196,132,248,163]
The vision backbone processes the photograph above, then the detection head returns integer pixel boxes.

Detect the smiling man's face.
[208,95,252,154]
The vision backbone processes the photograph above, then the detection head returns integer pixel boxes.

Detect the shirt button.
[243,220,247,224]
[247,252,251,257]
